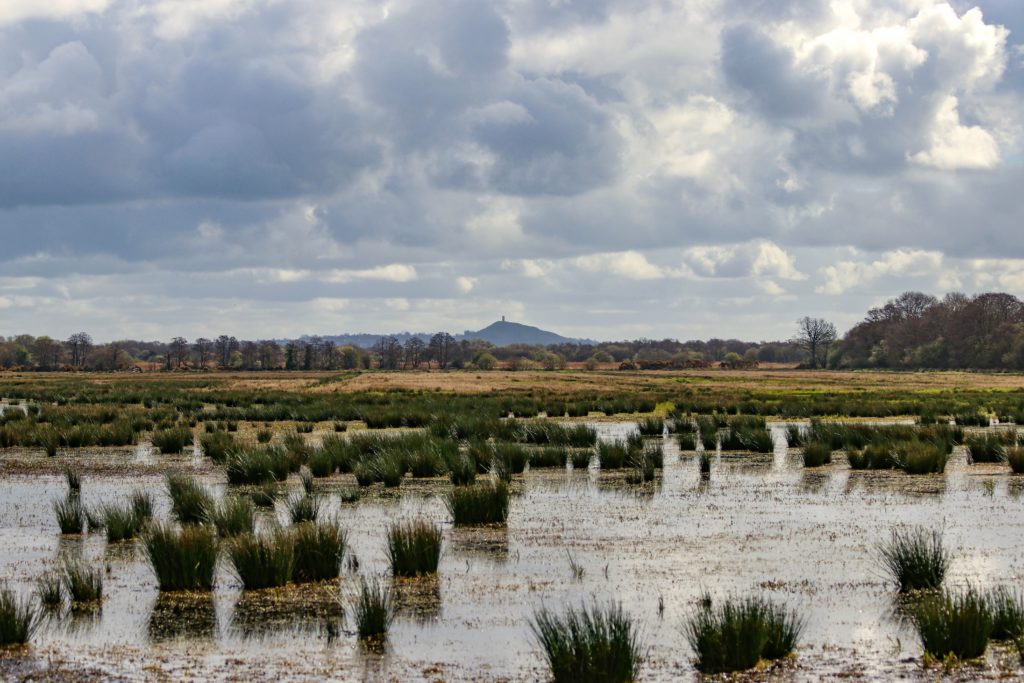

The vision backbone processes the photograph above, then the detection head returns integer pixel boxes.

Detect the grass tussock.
[165,473,214,526]
[0,585,40,647]
[353,576,394,640]
[291,520,347,583]
[683,595,805,674]
[878,527,949,593]
[1006,446,1024,474]
[896,441,949,474]
[387,520,442,577]
[228,529,294,590]
[530,601,643,683]
[225,446,289,485]
[802,441,832,467]
[446,482,510,525]
[987,587,1024,640]
[35,572,63,609]
[54,494,84,535]
[207,495,256,538]
[286,493,322,524]
[62,561,103,603]
[100,498,149,542]
[910,586,992,661]
[143,522,218,592]
[152,426,193,454]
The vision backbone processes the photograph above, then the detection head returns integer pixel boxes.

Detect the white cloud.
[456,276,477,293]
[910,96,1000,170]
[574,251,665,280]
[324,264,418,284]
[817,249,944,295]
[0,0,111,24]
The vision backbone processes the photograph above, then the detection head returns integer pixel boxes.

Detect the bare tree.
[428,332,455,369]
[793,317,837,369]
[404,337,425,368]
[66,332,93,367]
[215,335,238,368]
[193,338,212,369]
[169,337,189,369]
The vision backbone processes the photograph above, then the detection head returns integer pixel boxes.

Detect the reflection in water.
[229,584,343,639]
[1008,478,1024,500]
[800,470,831,494]
[66,604,103,635]
[357,640,392,682]
[719,453,772,475]
[843,470,947,499]
[391,575,441,624]
[448,527,509,565]
[148,592,217,642]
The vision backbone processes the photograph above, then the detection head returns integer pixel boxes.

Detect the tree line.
[6,290,1018,372]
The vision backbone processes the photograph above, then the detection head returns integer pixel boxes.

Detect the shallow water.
[1,421,1023,681]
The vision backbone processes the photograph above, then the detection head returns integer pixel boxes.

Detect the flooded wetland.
[1,371,1023,681]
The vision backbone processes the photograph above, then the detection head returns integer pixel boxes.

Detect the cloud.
[574,251,665,280]
[0,0,1021,342]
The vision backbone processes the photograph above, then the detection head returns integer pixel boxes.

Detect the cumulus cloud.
[0,0,1021,341]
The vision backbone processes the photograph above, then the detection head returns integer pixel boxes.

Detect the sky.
[1,0,1023,343]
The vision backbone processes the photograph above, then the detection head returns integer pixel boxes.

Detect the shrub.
[446,482,510,525]
[152,427,193,454]
[802,441,832,467]
[292,520,347,583]
[207,496,255,538]
[878,527,949,592]
[897,441,948,474]
[0,585,39,646]
[683,595,804,674]
[387,520,442,576]
[54,495,84,535]
[911,587,992,660]
[143,523,218,592]
[228,530,294,590]
[531,602,642,683]
[286,493,322,524]
[353,577,394,640]
[62,561,103,603]
[165,473,214,525]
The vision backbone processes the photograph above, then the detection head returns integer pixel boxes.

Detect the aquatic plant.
[0,585,39,646]
[683,595,804,674]
[165,472,214,525]
[207,495,256,538]
[446,482,510,525]
[597,440,629,470]
[291,520,347,583]
[1006,446,1024,474]
[228,529,294,590]
[151,426,193,454]
[143,523,218,592]
[62,560,103,603]
[53,494,84,535]
[353,576,394,640]
[530,601,642,683]
[225,446,289,485]
[987,587,1024,640]
[386,519,442,577]
[199,431,234,463]
[637,417,664,436]
[878,527,949,592]
[896,440,948,474]
[286,493,322,524]
[910,586,992,660]
[801,441,832,467]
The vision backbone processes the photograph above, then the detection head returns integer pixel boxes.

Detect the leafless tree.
[793,317,836,369]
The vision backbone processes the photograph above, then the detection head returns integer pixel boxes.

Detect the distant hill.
[461,319,587,346]
[305,319,591,349]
